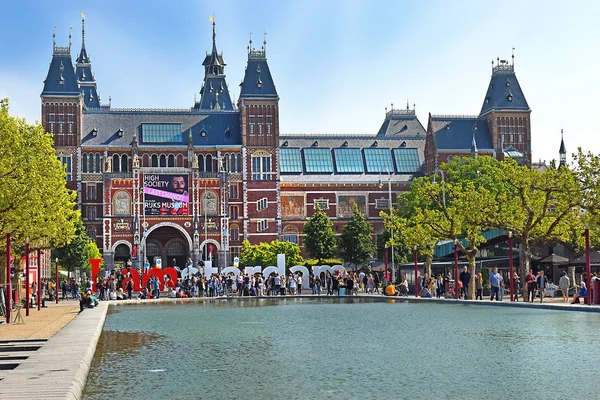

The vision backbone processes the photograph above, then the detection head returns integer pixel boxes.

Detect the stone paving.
[0,300,80,340]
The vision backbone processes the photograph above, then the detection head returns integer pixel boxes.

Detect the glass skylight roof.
[393,148,421,172]
[141,123,182,143]
[303,148,333,173]
[333,148,364,173]
[280,148,303,173]
[364,148,394,173]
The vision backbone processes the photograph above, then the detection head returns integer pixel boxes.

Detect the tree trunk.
[519,241,532,294]
[467,254,476,300]
[425,254,432,278]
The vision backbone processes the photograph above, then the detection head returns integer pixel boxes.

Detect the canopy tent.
[569,251,600,266]
[538,253,569,265]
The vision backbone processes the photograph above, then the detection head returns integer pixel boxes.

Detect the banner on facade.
[143,174,189,216]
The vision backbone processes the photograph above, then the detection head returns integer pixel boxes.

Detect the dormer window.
[59,61,64,71]
[373,141,378,147]
[256,78,263,88]
[91,128,98,137]
[506,81,511,87]
[312,141,318,147]
[257,65,261,73]
[201,129,207,137]
[400,141,407,147]
[117,128,123,137]
[485,97,490,103]
[225,128,231,137]
[282,140,288,147]
[59,74,64,85]
[342,141,348,147]
[507,93,513,102]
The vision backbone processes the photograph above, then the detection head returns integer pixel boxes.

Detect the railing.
[249,49,266,59]
[53,46,70,55]
[492,64,514,75]
[431,114,479,119]
[386,109,415,118]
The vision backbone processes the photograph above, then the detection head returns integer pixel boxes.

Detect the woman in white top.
[288,274,297,295]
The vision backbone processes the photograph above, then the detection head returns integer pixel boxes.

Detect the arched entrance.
[114,242,131,270]
[200,240,220,269]
[142,223,192,269]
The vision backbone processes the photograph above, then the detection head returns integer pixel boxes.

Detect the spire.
[471,125,478,159]
[197,18,232,110]
[75,12,100,108]
[211,16,217,55]
[81,12,86,51]
[559,129,567,167]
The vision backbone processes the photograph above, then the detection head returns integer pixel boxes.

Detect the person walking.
[525,270,536,302]
[475,273,483,300]
[512,273,520,301]
[489,267,501,301]
[536,271,547,303]
[559,271,570,303]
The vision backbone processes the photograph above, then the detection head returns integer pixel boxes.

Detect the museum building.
[41,16,533,270]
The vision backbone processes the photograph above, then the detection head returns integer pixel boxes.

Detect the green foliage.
[303,259,343,268]
[0,98,78,283]
[52,220,92,276]
[303,207,337,263]
[338,203,375,269]
[239,239,304,271]
[83,240,103,272]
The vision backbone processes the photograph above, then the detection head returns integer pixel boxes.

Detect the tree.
[52,220,91,277]
[84,240,103,274]
[239,239,303,272]
[338,203,374,271]
[0,98,78,285]
[303,207,336,264]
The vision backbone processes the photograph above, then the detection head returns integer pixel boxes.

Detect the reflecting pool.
[84,299,599,399]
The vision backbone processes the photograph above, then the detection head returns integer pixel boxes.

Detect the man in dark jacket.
[459,266,471,300]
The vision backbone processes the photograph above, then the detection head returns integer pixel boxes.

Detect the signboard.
[202,218,219,231]
[233,257,239,268]
[143,174,189,216]
[113,218,131,231]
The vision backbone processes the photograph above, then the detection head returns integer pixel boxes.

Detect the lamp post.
[37,249,41,311]
[379,168,394,283]
[508,231,514,302]
[5,231,11,324]
[454,239,459,299]
[25,242,30,316]
[55,258,59,304]
[414,245,419,297]
[585,224,591,305]
[384,243,388,285]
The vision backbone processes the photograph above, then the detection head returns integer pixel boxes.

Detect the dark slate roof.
[480,64,529,115]
[239,51,278,98]
[41,46,80,97]
[81,109,241,147]
[196,77,233,110]
[376,109,426,138]
[431,116,493,151]
[559,137,566,154]
[80,85,100,109]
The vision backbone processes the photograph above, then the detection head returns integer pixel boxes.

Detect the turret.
[559,129,567,167]
[75,12,100,109]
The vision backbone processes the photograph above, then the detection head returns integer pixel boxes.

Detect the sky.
[1,0,598,165]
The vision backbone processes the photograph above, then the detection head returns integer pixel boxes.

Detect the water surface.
[84,299,599,399]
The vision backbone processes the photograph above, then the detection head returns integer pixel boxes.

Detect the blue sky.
[1,0,598,164]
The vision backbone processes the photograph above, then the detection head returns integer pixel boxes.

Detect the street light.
[413,245,419,297]
[379,167,394,283]
[508,231,514,302]
[585,223,591,305]
[454,238,459,299]
[25,241,30,316]
[55,257,59,304]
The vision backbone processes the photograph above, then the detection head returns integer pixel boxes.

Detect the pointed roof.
[559,130,566,154]
[376,106,426,138]
[239,36,277,99]
[41,33,80,97]
[431,116,493,151]
[480,61,529,116]
[197,20,233,111]
[75,12,100,109]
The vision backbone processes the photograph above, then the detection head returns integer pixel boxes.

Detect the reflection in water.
[84,299,600,400]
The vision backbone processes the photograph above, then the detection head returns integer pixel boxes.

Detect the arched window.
[230,224,239,241]
[160,154,167,167]
[121,155,128,172]
[113,154,120,172]
[146,241,160,258]
[167,241,186,256]
[151,154,158,167]
[89,154,94,172]
[115,244,130,258]
[95,154,101,172]
[236,154,241,172]
[168,154,175,167]
[283,225,299,244]
[198,155,205,172]
[230,154,236,172]
[176,154,184,167]
[82,154,88,173]
[143,154,150,167]
[86,227,96,241]
[206,154,213,172]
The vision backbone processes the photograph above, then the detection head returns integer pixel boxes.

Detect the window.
[393,148,421,172]
[206,155,213,172]
[168,155,175,167]
[141,123,183,143]
[280,148,303,173]
[283,226,299,244]
[266,115,272,135]
[87,206,96,221]
[58,155,72,181]
[95,154,101,172]
[333,148,364,173]
[88,153,94,173]
[121,155,128,172]
[230,247,240,263]
[83,154,88,173]
[314,199,329,210]
[252,154,271,180]
[230,205,239,220]
[257,198,268,211]
[49,114,55,123]
[363,148,394,173]
[151,154,158,167]
[87,184,96,200]
[160,154,167,167]
[258,116,263,135]
[86,227,97,241]
[303,148,333,173]
[257,220,268,232]
[198,155,205,172]
[249,115,255,135]
[376,198,390,210]
[230,224,239,241]
[229,183,238,199]
[113,154,120,172]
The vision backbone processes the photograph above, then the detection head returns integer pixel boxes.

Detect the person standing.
[559,271,570,303]
[536,271,547,303]
[489,267,501,301]
[475,273,483,300]
[512,273,520,302]
[126,279,133,299]
[525,269,536,302]
[459,266,471,300]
